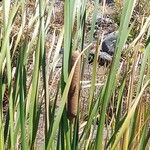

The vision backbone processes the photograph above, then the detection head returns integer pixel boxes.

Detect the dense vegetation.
[0,0,150,149]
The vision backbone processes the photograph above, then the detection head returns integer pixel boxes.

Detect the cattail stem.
[67,50,81,120]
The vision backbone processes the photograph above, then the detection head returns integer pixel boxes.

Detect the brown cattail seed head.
[68,50,81,121]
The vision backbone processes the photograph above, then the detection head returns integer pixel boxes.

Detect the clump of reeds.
[67,50,81,120]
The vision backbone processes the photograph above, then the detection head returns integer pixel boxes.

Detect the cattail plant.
[67,50,81,120]
[0,0,150,149]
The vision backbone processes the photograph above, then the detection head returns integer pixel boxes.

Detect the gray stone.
[92,0,114,4]
[88,31,118,66]
[98,52,112,66]
[102,31,118,56]
[88,51,112,66]
[103,0,114,4]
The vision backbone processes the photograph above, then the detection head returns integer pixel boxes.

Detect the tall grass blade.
[47,46,90,149]
[111,80,150,149]
[95,0,136,149]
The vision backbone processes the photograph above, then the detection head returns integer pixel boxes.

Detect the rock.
[105,0,114,4]
[88,51,112,66]
[91,0,114,4]
[98,52,112,66]
[88,31,118,66]
[102,31,118,56]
